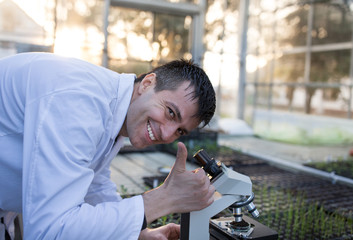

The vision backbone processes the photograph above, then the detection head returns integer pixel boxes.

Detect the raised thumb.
[172,142,188,173]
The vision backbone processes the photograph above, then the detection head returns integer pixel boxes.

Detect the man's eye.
[177,128,185,136]
[168,107,175,118]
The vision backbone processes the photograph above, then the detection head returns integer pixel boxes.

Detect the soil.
[143,146,353,239]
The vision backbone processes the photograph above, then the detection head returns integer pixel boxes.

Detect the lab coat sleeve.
[22,90,144,240]
[85,161,123,205]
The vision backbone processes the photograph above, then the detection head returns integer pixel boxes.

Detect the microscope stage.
[210,215,278,240]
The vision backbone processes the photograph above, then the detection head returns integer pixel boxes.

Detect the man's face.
[124,73,200,149]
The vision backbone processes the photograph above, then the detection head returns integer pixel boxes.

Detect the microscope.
[180,149,277,240]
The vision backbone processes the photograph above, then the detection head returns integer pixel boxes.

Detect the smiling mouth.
[147,121,156,141]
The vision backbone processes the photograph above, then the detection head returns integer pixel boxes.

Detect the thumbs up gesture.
[162,142,215,212]
[142,142,215,223]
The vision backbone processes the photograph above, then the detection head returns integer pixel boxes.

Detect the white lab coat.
[0,53,144,239]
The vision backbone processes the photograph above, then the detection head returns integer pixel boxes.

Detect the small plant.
[254,185,353,239]
[119,185,129,196]
[305,156,353,179]
[149,213,180,228]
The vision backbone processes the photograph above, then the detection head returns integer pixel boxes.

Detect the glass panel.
[216,53,239,119]
[153,13,192,64]
[246,53,273,84]
[246,63,258,84]
[204,0,240,120]
[276,0,299,9]
[244,84,255,124]
[247,14,260,55]
[257,60,272,83]
[312,3,353,45]
[277,4,309,48]
[248,11,276,56]
[247,0,353,122]
[54,0,105,64]
[204,0,240,55]
[0,0,53,46]
[108,7,153,62]
[256,86,271,108]
[163,0,199,3]
[108,7,191,68]
[249,0,309,51]
[287,86,306,113]
[310,87,350,118]
[0,42,17,58]
[258,11,276,54]
[248,0,264,55]
[310,50,350,83]
[274,53,305,83]
[218,92,237,119]
[271,85,299,112]
[108,59,152,76]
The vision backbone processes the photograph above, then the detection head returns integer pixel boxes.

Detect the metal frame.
[237,0,250,120]
[247,1,353,119]
[102,0,206,67]
[102,0,353,120]
[110,0,201,15]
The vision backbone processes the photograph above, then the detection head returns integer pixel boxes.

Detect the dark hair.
[136,59,216,127]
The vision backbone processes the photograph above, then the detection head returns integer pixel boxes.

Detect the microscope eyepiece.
[193,149,222,178]
[193,149,212,166]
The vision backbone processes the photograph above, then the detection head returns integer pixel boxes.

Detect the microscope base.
[210,215,278,240]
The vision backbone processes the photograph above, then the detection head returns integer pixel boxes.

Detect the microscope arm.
[180,163,253,240]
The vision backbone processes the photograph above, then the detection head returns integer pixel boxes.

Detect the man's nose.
[161,123,178,143]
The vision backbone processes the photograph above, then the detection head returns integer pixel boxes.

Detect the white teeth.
[147,121,156,141]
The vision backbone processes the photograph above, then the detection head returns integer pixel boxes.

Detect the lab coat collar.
[110,73,135,141]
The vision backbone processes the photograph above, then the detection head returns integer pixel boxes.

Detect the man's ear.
[138,73,156,94]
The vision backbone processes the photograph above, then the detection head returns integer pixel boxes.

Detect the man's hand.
[138,223,180,240]
[161,142,215,212]
[142,142,215,223]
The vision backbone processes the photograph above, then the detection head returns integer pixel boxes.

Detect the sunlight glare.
[109,42,127,60]
[12,0,44,26]
[247,55,267,73]
[205,1,223,24]
[54,27,85,58]
[127,32,153,61]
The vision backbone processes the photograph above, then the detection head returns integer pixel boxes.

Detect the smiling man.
[0,52,216,240]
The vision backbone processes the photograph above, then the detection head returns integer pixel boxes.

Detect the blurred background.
[1,0,353,146]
